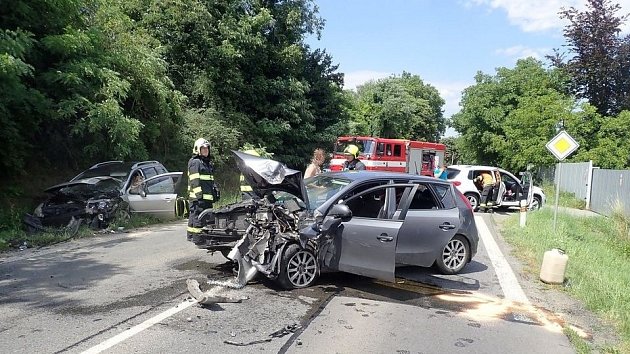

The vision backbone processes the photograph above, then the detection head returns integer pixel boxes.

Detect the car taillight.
[456,190,472,210]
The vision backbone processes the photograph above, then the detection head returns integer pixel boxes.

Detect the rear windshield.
[445,168,460,179]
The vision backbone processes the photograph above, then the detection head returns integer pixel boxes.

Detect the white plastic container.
[539,248,568,284]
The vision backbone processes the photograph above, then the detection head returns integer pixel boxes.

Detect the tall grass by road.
[502,207,630,353]
[542,182,587,210]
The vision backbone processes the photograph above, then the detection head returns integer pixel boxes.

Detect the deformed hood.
[44,176,121,193]
[233,151,308,205]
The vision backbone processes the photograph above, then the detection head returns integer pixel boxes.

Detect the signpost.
[546,130,580,232]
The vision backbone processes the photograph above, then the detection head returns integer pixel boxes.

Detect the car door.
[394,182,460,267]
[334,185,404,282]
[126,172,182,219]
[492,168,506,207]
[519,171,534,206]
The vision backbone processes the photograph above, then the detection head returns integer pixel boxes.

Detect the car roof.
[319,170,441,183]
[448,165,500,171]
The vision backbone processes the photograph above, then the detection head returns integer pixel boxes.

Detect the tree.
[553,0,630,116]
[349,73,445,141]
[452,58,578,172]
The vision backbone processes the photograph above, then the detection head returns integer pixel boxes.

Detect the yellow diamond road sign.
[546,131,579,161]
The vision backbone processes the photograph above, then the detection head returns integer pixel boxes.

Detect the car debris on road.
[186,279,248,306]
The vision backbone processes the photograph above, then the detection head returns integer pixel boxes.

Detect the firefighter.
[187,138,219,241]
[474,171,494,212]
[342,144,366,171]
[240,149,260,200]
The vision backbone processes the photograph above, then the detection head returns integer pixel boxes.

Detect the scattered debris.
[186,317,193,322]
[221,323,302,347]
[269,323,302,338]
[186,279,248,306]
[224,339,272,346]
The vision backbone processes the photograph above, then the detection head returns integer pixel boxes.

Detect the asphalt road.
[0,213,575,353]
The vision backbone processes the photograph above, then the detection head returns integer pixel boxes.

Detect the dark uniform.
[342,159,366,171]
[187,155,218,240]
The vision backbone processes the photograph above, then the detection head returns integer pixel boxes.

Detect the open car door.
[519,171,534,207]
[493,169,506,207]
[126,172,183,219]
[333,184,411,282]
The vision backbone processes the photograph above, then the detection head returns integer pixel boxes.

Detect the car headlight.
[34,203,44,218]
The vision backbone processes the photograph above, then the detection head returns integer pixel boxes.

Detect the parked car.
[446,165,545,211]
[25,161,182,232]
[191,151,479,289]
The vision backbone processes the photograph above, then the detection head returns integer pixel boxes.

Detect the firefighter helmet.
[343,144,360,159]
[192,138,210,155]
[243,149,260,157]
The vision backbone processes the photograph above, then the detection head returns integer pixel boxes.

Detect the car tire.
[277,244,319,289]
[436,235,470,275]
[529,195,542,211]
[464,193,480,211]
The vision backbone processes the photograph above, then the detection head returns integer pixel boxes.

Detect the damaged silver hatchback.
[192,151,479,289]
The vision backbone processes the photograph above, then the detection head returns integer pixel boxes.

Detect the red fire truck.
[329,136,446,176]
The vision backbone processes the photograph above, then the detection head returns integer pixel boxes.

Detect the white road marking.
[475,215,530,304]
[81,299,197,354]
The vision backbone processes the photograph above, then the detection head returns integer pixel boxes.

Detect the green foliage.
[451,58,598,172]
[553,0,630,116]
[347,72,446,141]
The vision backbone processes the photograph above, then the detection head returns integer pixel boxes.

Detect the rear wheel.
[529,195,542,211]
[436,235,470,275]
[465,193,480,211]
[277,244,319,289]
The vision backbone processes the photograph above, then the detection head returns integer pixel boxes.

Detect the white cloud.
[495,45,550,60]
[464,0,630,33]
[429,81,471,119]
[343,70,392,90]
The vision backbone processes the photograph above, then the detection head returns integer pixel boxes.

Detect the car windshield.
[304,175,351,209]
[445,168,460,179]
[73,163,133,180]
[334,139,375,157]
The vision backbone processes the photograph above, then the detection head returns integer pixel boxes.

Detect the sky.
[306,0,630,136]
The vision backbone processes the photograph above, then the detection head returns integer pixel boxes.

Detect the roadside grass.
[502,208,630,353]
[564,327,593,354]
[542,182,587,209]
[0,211,164,252]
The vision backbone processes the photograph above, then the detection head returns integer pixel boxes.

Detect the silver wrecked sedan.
[195,152,479,289]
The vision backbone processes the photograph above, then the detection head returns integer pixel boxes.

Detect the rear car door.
[334,185,405,282]
[126,172,182,219]
[394,182,460,267]
[492,168,506,206]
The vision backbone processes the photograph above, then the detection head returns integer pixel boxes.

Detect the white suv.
[446,165,545,211]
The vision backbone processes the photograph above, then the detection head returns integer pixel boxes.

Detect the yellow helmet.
[343,144,360,158]
[192,138,210,155]
[243,149,260,157]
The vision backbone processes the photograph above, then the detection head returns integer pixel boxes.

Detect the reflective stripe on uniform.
[189,173,200,180]
[202,194,214,201]
[193,186,202,193]
[187,227,202,233]
[199,175,214,181]
[189,192,197,198]
[240,185,253,192]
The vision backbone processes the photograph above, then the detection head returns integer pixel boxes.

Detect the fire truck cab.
[330,136,446,176]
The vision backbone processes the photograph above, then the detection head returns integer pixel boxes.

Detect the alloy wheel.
[286,250,317,288]
[442,238,467,271]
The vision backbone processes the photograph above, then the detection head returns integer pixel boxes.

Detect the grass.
[502,207,630,353]
[0,209,166,252]
[542,182,587,210]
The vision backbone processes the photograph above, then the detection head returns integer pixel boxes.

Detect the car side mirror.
[328,204,352,222]
[139,188,147,198]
